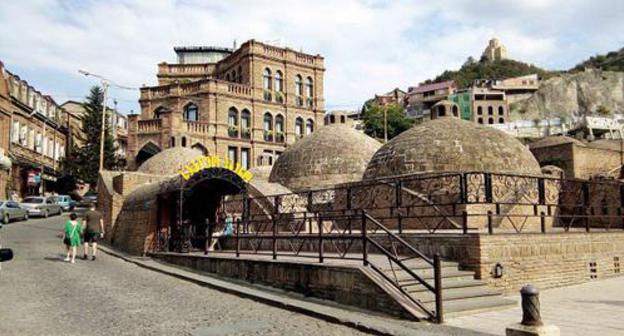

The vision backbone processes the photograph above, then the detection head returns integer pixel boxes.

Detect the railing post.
[433,253,444,324]
[459,173,467,204]
[484,173,493,203]
[586,208,592,233]
[395,180,403,208]
[462,211,468,234]
[398,213,403,235]
[538,178,546,205]
[361,211,368,266]
[272,216,277,260]
[236,218,240,257]
[487,210,493,234]
[318,215,324,263]
[540,212,546,234]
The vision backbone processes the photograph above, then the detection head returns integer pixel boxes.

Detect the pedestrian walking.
[63,213,82,264]
[82,203,104,261]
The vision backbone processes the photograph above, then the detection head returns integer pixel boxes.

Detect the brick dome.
[269,124,381,191]
[138,147,204,175]
[363,117,541,179]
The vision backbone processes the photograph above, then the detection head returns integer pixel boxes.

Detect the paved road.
[0,214,370,336]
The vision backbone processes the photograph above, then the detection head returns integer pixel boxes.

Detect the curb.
[98,245,490,336]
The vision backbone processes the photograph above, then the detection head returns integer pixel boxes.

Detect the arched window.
[275,71,283,92]
[306,77,313,97]
[488,117,494,124]
[226,73,231,82]
[295,75,303,96]
[499,118,505,124]
[275,115,285,143]
[306,119,314,135]
[228,107,239,137]
[183,103,198,121]
[232,69,237,83]
[488,106,493,115]
[478,118,483,124]
[154,106,167,119]
[241,109,251,139]
[452,105,459,117]
[477,106,483,115]
[181,136,187,147]
[191,143,208,155]
[170,136,175,147]
[498,106,504,115]
[340,115,346,123]
[330,115,336,123]
[438,105,446,117]
[295,117,304,137]
[263,112,273,141]
[263,68,272,90]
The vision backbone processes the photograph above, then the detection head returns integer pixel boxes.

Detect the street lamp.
[78,70,136,172]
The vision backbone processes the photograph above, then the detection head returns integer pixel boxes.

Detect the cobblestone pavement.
[447,276,624,335]
[0,214,371,336]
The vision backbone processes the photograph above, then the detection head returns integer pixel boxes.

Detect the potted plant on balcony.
[275,131,285,142]
[306,97,313,108]
[263,90,272,102]
[228,125,239,137]
[241,128,251,139]
[263,130,273,141]
[275,91,285,104]
[296,96,303,107]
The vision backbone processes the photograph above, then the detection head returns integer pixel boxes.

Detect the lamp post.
[78,70,136,172]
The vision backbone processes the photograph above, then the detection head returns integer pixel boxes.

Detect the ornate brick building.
[1,62,68,198]
[128,40,325,170]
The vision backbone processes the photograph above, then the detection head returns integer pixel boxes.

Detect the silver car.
[20,197,63,218]
[0,201,29,224]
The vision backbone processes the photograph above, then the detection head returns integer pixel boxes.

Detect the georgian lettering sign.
[178,155,253,182]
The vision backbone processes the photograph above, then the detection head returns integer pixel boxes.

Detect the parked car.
[0,200,29,224]
[20,197,63,218]
[83,191,97,204]
[52,195,75,212]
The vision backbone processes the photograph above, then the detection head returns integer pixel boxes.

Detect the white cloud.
[0,0,622,112]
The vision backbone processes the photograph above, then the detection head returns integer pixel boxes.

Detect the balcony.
[275,132,285,143]
[241,128,251,140]
[263,130,273,142]
[228,125,239,138]
[227,82,252,96]
[275,92,285,104]
[295,96,303,107]
[185,120,210,134]
[137,119,162,133]
[306,97,314,108]
[263,90,272,102]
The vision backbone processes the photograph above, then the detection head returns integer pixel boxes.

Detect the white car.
[20,197,63,218]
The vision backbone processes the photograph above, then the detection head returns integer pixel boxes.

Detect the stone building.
[448,87,510,125]
[1,62,68,198]
[529,136,624,179]
[481,38,507,62]
[61,100,128,161]
[0,62,12,197]
[404,80,457,119]
[128,40,325,170]
[371,88,406,107]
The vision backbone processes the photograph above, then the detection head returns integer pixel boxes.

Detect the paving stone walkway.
[446,276,624,335]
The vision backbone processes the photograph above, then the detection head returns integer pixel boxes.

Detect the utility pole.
[99,82,109,172]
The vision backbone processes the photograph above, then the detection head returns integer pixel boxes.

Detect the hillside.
[510,69,624,120]
[570,47,624,73]
[426,58,556,88]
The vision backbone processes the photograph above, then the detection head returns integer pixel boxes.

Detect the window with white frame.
[28,128,34,149]
[35,133,42,153]
[19,125,27,145]
[11,121,19,143]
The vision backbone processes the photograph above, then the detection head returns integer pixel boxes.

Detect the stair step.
[409,286,504,304]
[404,278,489,293]
[379,261,459,272]
[395,270,475,285]
[434,296,517,316]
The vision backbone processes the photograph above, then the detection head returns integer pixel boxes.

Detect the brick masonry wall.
[151,253,414,319]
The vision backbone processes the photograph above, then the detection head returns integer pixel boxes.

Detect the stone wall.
[151,253,416,320]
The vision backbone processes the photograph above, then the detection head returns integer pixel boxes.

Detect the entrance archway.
[170,167,247,252]
[135,142,161,168]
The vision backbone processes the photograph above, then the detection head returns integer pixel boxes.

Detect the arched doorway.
[169,167,247,252]
[135,142,161,168]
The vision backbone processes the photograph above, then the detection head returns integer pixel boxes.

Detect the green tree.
[596,105,611,115]
[361,103,414,140]
[69,86,122,188]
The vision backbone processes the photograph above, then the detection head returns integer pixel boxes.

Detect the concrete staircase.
[379,258,516,317]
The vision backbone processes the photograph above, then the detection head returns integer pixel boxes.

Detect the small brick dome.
[363,117,541,179]
[138,147,204,175]
[269,124,381,191]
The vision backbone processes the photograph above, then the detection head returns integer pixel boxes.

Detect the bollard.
[520,285,543,326]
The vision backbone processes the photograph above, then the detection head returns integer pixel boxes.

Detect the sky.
[0,0,623,113]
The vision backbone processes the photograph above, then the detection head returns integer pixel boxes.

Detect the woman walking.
[63,213,82,263]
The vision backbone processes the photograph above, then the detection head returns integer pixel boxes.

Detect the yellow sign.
[178,155,253,182]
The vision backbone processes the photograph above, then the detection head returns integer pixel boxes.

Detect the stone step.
[403,278,489,293]
[385,266,469,280]
[430,295,517,316]
[409,285,504,304]
[379,259,459,272]
[395,269,475,285]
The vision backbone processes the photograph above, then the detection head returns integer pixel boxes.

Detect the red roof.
[409,80,456,94]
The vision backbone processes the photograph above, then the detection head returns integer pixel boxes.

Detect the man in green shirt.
[83,203,104,261]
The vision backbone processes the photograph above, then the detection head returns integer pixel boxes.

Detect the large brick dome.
[363,117,541,179]
[138,147,204,175]
[269,124,381,191]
